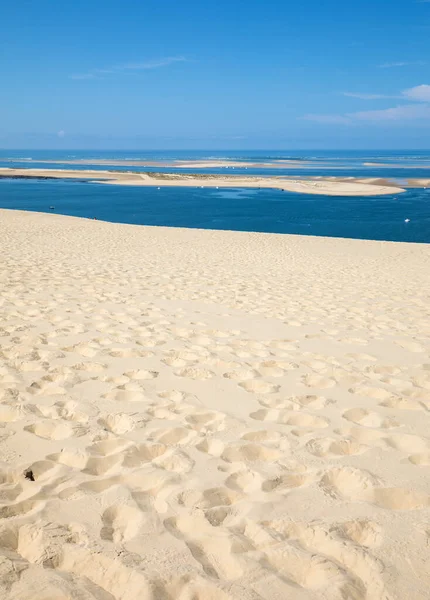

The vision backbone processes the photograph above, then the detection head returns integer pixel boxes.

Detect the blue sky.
[1,0,430,149]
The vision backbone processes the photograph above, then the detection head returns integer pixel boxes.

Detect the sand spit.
[0,209,429,599]
[364,162,430,169]
[3,158,308,169]
[0,167,405,196]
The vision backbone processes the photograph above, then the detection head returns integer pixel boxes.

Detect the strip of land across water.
[0,167,409,196]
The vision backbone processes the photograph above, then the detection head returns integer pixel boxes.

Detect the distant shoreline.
[2,158,309,169]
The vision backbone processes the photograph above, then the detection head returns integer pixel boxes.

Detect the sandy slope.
[0,209,429,600]
[0,167,405,196]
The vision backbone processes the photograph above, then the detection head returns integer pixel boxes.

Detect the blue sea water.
[0,177,429,243]
[0,150,429,242]
[2,149,430,179]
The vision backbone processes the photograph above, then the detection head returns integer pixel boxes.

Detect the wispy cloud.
[352,103,430,121]
[341,85,430,102]
[378,60,426,68]
[120,57,187,70]
[402,84,430,101]
[342,92,396,100]
[70,73,97,80]
[70,56,187,80]
[302,114,352,125]
[303,84,430,125]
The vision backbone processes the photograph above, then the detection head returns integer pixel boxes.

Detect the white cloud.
[343,92,395,100]
[70,73,96,80]
[350,104,430,121]
[70,56,187,80]
[305,83,430,125]
[402,84,430,102]
[121,57,186,70]
[302,114,351,124]
[379,61,426,68]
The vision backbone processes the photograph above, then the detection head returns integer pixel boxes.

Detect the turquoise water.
[2,149,430,179]
[0,178,428,243]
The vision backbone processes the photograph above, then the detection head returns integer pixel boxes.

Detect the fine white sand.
[0,167,405,196]
[0,209,429,600]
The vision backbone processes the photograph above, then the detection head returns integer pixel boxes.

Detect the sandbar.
[0,167,405,196]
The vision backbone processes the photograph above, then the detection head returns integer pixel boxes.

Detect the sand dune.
[0,209,429,599]
[0,167,405,196]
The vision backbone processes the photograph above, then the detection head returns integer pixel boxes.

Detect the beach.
[0,167,406,196]
[0,208,429,599]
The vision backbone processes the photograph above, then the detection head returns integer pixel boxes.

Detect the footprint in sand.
[154,449,195,474]
[72,361,107,372]
[101,504,144,543]
[306,437,368,458]
[0,404,25,422]
[263,544,345,592]
[87,438,132,457]
[301,374,337,389]
[149,427,198,446]
[179,487,242,510]
[186,411,226,432]
[99,413,136,434]
[321,467,429,510]
[385,433,428,454]
[256,360,297,377]
[408,453,430,466]
[47,444,88,474]
[320,468,377,501]
[348,385,394,400]
[80,453,123,476]
[122,443,167,468]
[241,430,282,443]
[223,369,259,381]
[342,408,400,429]
[225,468,263,493]
[346,353,377,362]
[175,367,215,380]
[251,408,329,429]
[26,379,66,396]
[165,514,247,580]
[262,472,312,493]
[123,369,159,380]
[157,389,187,401]
[380,397,424,411]
[239,380,280,394]
[292,395,332,409]
[103,388,151,403]
[395,340,426,353]
[63,342,99,358]
[221,443,282,463]
[196,438,225,457]
[337,519,383,548]
[25,420,86,440]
